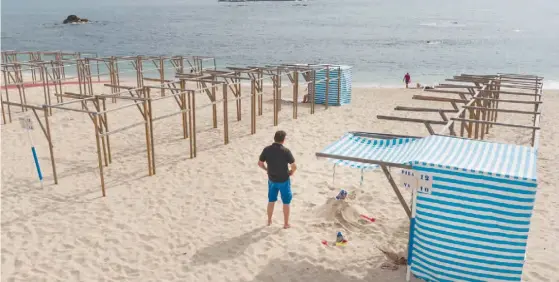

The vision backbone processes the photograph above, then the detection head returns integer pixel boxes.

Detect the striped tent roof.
[319,133,537,182]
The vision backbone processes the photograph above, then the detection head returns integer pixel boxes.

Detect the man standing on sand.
[258,130,297,229]
[403,72,411,88]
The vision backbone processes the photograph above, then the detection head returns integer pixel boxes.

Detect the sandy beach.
[1,82,558,282]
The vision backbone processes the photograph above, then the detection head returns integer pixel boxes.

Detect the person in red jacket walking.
[403,73,411,88]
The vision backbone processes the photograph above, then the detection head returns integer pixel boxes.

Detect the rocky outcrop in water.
[63,15,89,24]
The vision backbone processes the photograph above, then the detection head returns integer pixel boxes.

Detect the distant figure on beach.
[258,130,297,229]
[403,73,411,88]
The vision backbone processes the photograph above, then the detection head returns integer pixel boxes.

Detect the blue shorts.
[268,179,292,204]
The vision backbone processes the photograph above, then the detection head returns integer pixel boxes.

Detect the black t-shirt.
[259,143,295,183]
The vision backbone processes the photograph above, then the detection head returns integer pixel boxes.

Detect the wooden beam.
[412,95,467,104]
[394,106,458,113]
[450,118,540,130]
[424,89,474,96]
[462,106,540,115]
[480,89,541,97]
[473,97,542,105]
[377,115,448,125]
[381,165,412,219]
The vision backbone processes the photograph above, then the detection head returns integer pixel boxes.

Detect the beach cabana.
[314,65,352,106]
[316,132,538,282]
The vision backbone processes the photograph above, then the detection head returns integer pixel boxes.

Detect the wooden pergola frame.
[2,51,346,197]
[377,73,543,147]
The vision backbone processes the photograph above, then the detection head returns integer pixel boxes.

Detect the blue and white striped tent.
[317,133,538,282]
[314,65,352,106]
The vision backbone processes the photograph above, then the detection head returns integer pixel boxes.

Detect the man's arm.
[287,150,297,176]
[258,149,267,172]
[258,161,267,172]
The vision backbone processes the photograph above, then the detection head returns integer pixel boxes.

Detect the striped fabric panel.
[318,134,537,182]
[412,136,537,182]
[314,65,352,106]
[321,133,419,170]
[409,165,535,282]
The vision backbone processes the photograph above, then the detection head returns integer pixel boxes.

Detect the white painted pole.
[406,173,419,281]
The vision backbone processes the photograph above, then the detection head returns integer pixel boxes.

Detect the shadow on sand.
[190,226,276,266]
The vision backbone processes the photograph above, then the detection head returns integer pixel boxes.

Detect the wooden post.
[212,80,218,128]
[273,74,278,126]
[188,90,196,158]
[2,69,12,123]
[191,90,197,157]
[236,74,241,121]
[223,84,229,144]
[44,64,53,115]
[93,114,106,197]
[277,68,282,112]
[258,70,263,116]
[77,60,83,95]
[142,91,153,176]
[95,97,109,167]
[16,64,28,112]
[381,165,412,219]
[96,55,101,82]
[179,79,187,139]
[474,100,480,139]
[43,106,58,184]
[187,89,193,158]
[102,97,112,164]
[251,79,256,134]
[325,66,330,109]
[87,59,94,96]
[311,70,316,114]
[494,80,500,123]
[136,56,143,89]
[293,70,298,119]
[337,66,341,106]
[160,57,165,96]
[147,88,155,175]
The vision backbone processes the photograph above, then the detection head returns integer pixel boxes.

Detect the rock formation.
[63,15,89,24]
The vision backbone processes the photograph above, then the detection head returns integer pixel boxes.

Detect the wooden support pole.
[258,71,263,116]
[212,80,218,128]
[293,70,298,119]
[277,68,282,112]
[191,90,197,158]
[102,98,112,164]
[273,74,278,126]
[251,79,256,135]
[95,97,109,167]
[311,70,316,114]
[325,66,330,109]
[16,65,28,112]
[237,76,242,121]
[93,114,106,197]
[187,89,194,158]
[381,165,412,219]
[337,67,341,106]
[223,84,229,144]
[180,79,188,139]
[142,93,153,176]
[43,106,58,184]
[2,70,12,123]
[160,57,165,96]
[147,88,155,175]
[451,118,540,130]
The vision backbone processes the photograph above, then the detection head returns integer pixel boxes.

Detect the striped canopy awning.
[318,133,537,182]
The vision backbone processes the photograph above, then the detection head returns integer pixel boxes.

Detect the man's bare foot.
[283,224,291,229]
[268,220,272,226]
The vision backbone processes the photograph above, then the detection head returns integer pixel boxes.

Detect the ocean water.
[2,0,559,88]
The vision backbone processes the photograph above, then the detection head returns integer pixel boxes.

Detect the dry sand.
[1,81,558,282]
